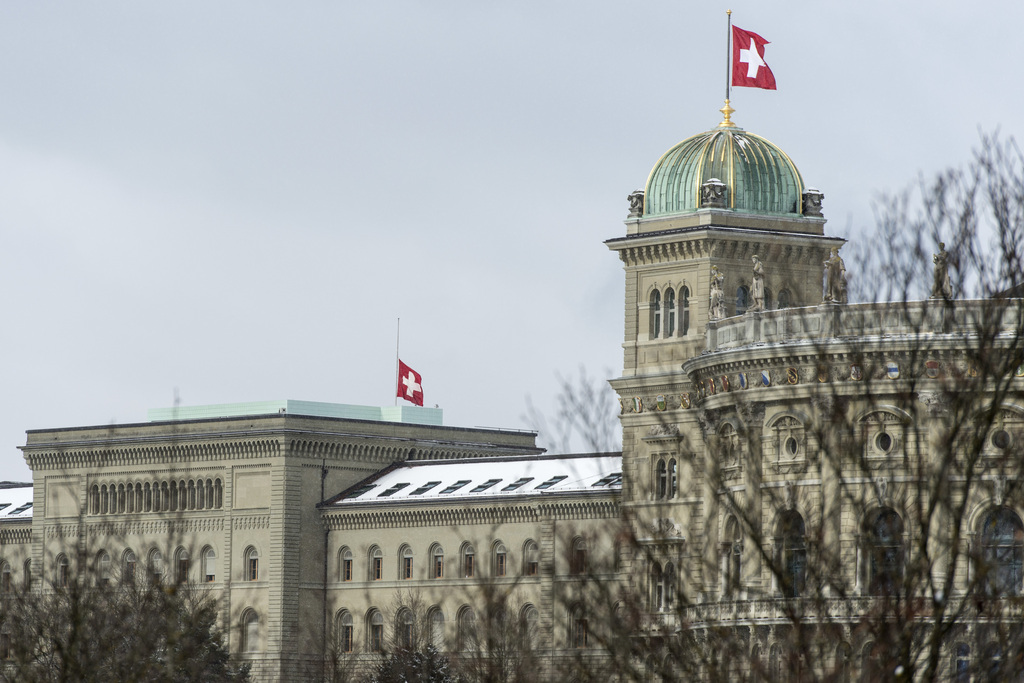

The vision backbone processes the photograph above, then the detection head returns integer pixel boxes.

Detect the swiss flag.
[731,26,776,90]
[397,360,424,406]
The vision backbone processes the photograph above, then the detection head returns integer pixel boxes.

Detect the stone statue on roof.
[823,246,847,303]
[750,255,765,312]
[932,242,953,299]
[709,265,726,321]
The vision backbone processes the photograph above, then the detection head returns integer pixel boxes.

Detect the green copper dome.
[644,126,805,217]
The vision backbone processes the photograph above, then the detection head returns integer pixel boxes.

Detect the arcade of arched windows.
[88,478,223,515]
[646,284,691,340]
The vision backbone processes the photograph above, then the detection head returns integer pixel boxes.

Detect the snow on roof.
[326,453,621,506]
[0,483,33,520]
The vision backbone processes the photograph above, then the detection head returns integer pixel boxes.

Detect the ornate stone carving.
[652,517,683,539]
[802,188,824,217]
[932,242,953,299]
[709,265,726,321]
[917,391,949,417]
[823,246,847,303]
[627,189,645,218]
[648,424,680,437]
[736,401,766,427]
[750,255,765,312]
[700,178,727,208]
[784,481,796,510]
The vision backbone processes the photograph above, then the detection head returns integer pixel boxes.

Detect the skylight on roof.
[9,503,32,514]
[0,504,9,512]
[535,475,567,490]
[346,484,376,499]
[501,477,534,492]
[592,473,623,488]
[378,483,410,498]
[440,480,471,495]
[470,479,501,493]
[410,481,442,496]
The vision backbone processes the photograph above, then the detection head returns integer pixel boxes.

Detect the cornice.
[0,523,31,545]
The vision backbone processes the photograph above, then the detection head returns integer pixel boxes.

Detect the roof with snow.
[323,453,621,507]
[0,483,33,521]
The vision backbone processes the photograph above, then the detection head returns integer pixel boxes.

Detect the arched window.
[776,510,807,597]
[196,479,205,509]
[202,547,216,583]
[100,485,109,514]
[399,545,413,580]
[123,550,136,585]
[865,508,904,595]
[667,459,677,499]
[777,289,791,309]
[570,538,586,575]
[680,286,690,335]
[520,604,538,650]
[656,459,667,499]
[245,547,259,582]
[144,483,152,512]
[242,610,259,653]
[736,286,749,315]
[340,547,353,582]
[0,562,9,594]
[90,485,99,514]
[664,288,676,337]
[494,542,507,577]
[649,290,662,338]
[98,551,111,586]
[187,480,196,510]
[397,608,415,650]
[980,507,1024,596]
[721,515,742,597]
[770,644,783,681]
[764,287,773,311]
[651,562,664,611]
[431,544,444,579]
[663,562,676,611]
[336,610,353,653]
[429,608,445,650]
[149,549,164,584]
[524,540,539,576]
[214,479,223,508]
[954,643,970,683]
[368,609,384,652]
[369,546,383,581]
[462,544,475,578]
[174,548,190,584]
[457,607,477,652]
[569,605,588,649]
[117,484,126,513]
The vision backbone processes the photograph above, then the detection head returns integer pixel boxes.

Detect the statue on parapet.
[750,255,765,312]
[932,242,953,299]
[823,246,847,303]
[627,190,645,218]
[709,265,726,321]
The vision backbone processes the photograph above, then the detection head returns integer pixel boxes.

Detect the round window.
[992,429,1011,450]
[876,432,894,454]
[785,437,799,456]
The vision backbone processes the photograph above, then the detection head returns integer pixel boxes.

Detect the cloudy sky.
[1,2,1019,481]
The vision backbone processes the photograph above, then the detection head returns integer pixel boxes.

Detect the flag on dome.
[397,360,424,406]
[731,26,776,90]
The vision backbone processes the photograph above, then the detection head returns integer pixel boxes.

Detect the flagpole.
[394,318,400,407]
[720,9,735,127]
[726,10,732,103]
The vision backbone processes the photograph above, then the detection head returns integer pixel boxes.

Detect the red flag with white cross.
[731,26,777,90]
[396,360,424,406]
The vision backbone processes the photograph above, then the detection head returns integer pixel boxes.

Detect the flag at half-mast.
[397,360,424,406]
[731,26,776,90]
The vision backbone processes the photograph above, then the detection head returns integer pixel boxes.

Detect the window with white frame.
[203,547,216,583]
[493,542,507,577]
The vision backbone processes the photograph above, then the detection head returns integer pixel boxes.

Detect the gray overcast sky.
[1,2,1020,481]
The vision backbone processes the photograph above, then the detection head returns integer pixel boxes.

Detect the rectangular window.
[496,552,506,577]
[341,626,353,653]
[535,475,567,490]
[372,557,383,581]
[177,559,189,584]
[501,477,534,492]
[371,625,384,652]
[440,480,471,495]
[378,483,410,498]
[464,555,474,578]
[470,479,501,493]
[410,481,442,496]
[125,560,136,586]
[343,559,352,582]
[434,556,444,579]
[247,558,258,582]
[403,557,413,580]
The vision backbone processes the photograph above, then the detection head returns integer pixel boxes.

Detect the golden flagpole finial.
[719,99,736,128]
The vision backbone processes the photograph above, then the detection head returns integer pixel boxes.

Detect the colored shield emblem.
[787,368,799,385]
[632,397,643,413]
[738,372,747,389]
[761,370,771,387]
[656,395,666,411]
[721,375,731,392]
[925,360,940,379]
[680,393,691,409]
[886,361,899,380]
[850,365,863,381]
[618,398,628,414]
[708,378,716,395]
[817,365,829,383]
